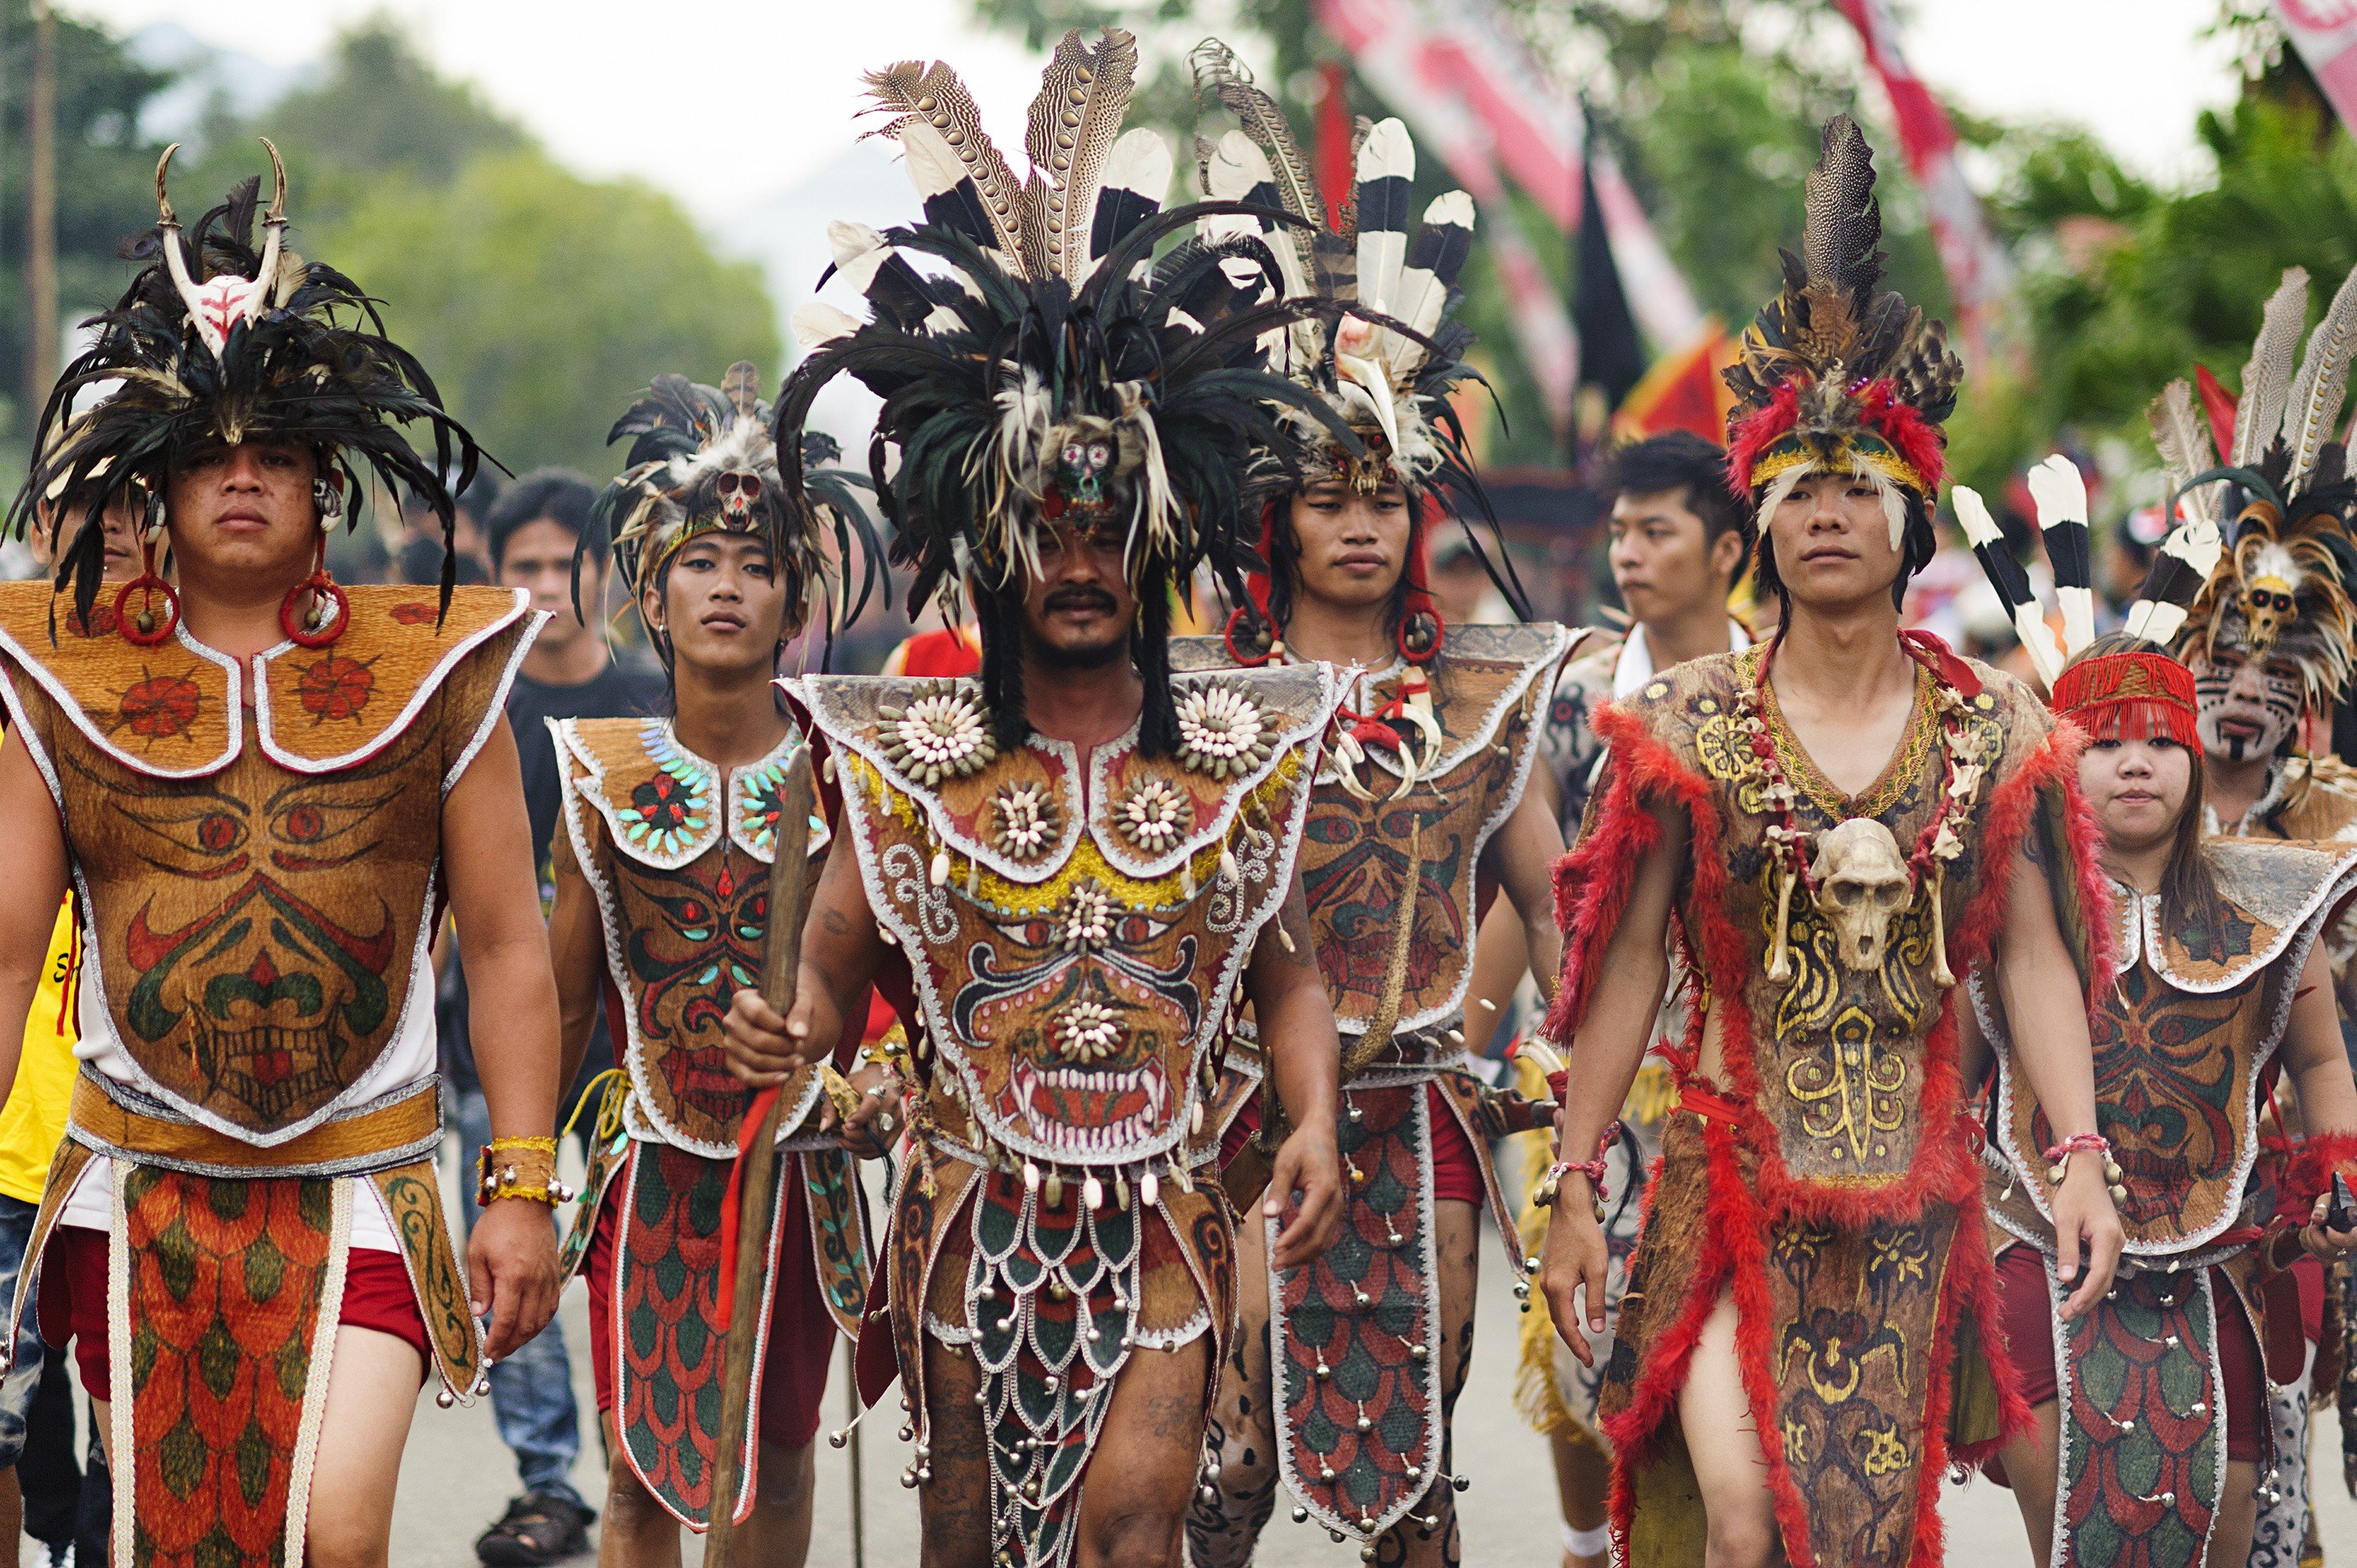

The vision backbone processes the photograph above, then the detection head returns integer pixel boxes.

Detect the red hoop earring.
[1222,605,1277,666]
[280,530,347,648]
[115,533,180,647]
[1397,606,1442,665]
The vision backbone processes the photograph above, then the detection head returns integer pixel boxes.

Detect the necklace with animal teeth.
[1740,634,1984,989]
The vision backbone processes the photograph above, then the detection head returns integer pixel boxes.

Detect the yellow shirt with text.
[0,901,80,1205]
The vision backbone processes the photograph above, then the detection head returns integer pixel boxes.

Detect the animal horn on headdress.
[249,137,288,318]
[154,144,207,333]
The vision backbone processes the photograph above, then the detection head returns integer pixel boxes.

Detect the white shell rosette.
[878,683,997,785]
[1114,775,1189,853]
[1057,999,1124,1062]
[1175,680,1274,779]
[1061,879,1115,952]
[990,779,1059,861]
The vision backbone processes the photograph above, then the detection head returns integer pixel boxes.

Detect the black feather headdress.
[1188,38,1523,648]
[1723,116,1960,556]
[10,141,488,628]
[592,361,885,667]
[2132,265,2357,709]
[775,27,1352,753]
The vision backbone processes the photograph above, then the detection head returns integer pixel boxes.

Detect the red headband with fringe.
[2051,650,2201,751]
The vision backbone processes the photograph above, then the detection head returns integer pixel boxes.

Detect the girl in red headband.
[1975,632,2357,1566]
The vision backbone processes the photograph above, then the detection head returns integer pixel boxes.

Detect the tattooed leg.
[917,1337,995,1568]
[1186,1198,1280,1566]
[1072,1333,1213,1568]
[1376,1198,1477,1567]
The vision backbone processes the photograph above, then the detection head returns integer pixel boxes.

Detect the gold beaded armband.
[476,1136,574,1207]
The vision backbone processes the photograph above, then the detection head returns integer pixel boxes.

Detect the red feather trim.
[1854,379,1948,494]
[2282,1130,2357,1215]
[1725,380,1803,496]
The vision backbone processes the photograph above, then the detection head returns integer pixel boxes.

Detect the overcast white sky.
[64,0,2246,223]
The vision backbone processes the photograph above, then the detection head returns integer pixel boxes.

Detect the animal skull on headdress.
[2236,540,2303,649]
[1809,818,1913,973]
[156,139,288,360]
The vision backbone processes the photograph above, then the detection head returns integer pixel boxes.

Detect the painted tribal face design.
[2193,632,2305,764]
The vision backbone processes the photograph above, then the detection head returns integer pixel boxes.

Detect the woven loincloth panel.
[614,1141,784,1529]
[1270,1082,1439,1540]
[2052,1263,2225,1568]
[119,1165,342,1568]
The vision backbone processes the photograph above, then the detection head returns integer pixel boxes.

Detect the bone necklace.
[1739,632,1987,989]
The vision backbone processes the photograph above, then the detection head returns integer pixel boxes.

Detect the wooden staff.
[705,748,817,1566]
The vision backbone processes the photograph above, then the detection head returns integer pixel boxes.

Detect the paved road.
[366,1149,2357,1566]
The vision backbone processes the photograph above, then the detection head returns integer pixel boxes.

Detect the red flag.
[1612,328,1738,444]
[1316,61,1354,233]
[2276,2,2357,131]
[1831,0,2012,359]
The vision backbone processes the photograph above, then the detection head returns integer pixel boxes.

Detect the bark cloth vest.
[1555,645,2111,1568]
[786,664,1336,1568]
[548,715,871,1530]
[0,581,538,1568]
[1173,622,1572,1542]
[1978,836,2357,1568]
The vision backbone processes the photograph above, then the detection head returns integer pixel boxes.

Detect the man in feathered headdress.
[1169,42,1574,1568]
[0,144,564,1565]
[719,30,1351,1568]
[1534,117,2121,1568]
[2123,260,2357,1567]
[544,365,884,1563]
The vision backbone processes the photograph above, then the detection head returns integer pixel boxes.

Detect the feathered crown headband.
[1724,115,1961,551]
[592,361,885,658]
[1188,39,1527,653]
[1189,40,1483,500]
[2121,265,2357,710]
[774,27,1354,753]
[9,140,487,628]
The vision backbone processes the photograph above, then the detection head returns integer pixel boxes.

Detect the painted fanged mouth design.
[196,1024,346,1121]
[1003,1059,1171,1159]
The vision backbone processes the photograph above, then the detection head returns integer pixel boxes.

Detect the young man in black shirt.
[450,470,665,1565]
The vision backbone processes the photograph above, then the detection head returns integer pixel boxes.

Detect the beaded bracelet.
[2041,1131,2125,1201]
[476,1135,574,1207]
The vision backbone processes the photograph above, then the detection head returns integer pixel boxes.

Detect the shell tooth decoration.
[989,780,1060,861]
[1175,681,1274,779]
[878,684,997,784]
[1061,879,1116,952]
[1058,998,1124,1061]
[1114,775,1189,853]
[1219,847,1241,885]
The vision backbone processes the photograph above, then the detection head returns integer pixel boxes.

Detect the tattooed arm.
[1245,871,1343,1269]
[723,833,886,1086]
[0,727,68,1112]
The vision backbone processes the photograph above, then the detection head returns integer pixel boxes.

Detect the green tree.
[317,148,779,478]
[0,0,176,451]
[174,20,776,480]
